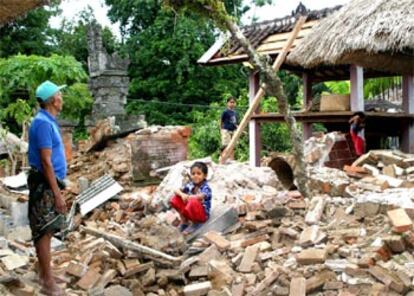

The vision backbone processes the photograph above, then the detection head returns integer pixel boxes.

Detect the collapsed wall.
[152,159,281,210]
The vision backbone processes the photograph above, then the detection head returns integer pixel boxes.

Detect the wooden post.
[350,65,364,111]
[220,16,307,163]
[401,75,414,153]
[302,73,312,140]
[249,71,261,166]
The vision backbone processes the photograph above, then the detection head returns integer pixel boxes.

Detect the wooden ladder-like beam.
[220,16,308,164]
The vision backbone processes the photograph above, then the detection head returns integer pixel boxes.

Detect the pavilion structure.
[199,1,414,166]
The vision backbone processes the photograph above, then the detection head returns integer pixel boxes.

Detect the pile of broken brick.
[2,134,414,295]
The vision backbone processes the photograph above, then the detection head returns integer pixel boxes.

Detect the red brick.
[333,140,349,150]
[328,151,337,160]
[336,149,353,160]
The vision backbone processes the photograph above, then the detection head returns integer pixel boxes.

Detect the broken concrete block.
[289,277,306,296]
[204,231,230,251]
[10,202,29,227]
[9,284,35,296]
[6,225,31,242]
[296,248,327,265]
[231,282,245,296]
[387,208,413,233]
[249,269,279,295]
[183,281,212,296]
[362,164,380,176]
[376,174,404,188]
[141,268,156,286]
[77,269,101,290]
[240,234,270,248]
[104,285,133,296]
[208,259,234,288]
[369,265,406,293]
[66,261,88,277]
[187,206,238,242]
[1,254,29,270]
[383,165,396,178]
[238,245,259,273]
[305,195,326,225]
[197,245,223,265]
[384,235,406,253]
[189,265,209,279]
[96,269,117,289]
[306,271,336,293]
[299,225,325,246]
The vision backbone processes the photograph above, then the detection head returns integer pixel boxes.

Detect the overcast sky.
[49,0,350,39]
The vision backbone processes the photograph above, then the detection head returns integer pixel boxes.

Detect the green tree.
[189,93,291,161]
[52,6,119,71]
[0,54,92,133]
[105,0,248,125]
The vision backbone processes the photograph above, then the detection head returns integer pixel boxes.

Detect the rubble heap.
[152,159,280,210]
[3,134,414,294]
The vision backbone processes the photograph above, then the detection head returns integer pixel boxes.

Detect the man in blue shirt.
[220,97,238,160]
[28,80,67,294]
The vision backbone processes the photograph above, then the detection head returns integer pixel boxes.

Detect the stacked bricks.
[131,126,191,185]
[324,133,358,169]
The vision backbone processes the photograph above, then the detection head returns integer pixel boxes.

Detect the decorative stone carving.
[87,22,130,121]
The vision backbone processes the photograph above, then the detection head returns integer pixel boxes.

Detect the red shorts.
[170,195,207,223]
[350,131,365,156]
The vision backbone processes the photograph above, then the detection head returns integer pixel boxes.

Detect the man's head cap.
[35,80,66,102]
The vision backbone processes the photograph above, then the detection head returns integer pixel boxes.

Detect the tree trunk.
[223,17,310,198]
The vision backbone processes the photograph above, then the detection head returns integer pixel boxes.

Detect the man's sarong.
[27,169,66,243]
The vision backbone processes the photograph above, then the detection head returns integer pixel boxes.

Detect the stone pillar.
[249,72,261,167]
[401,75,414,153]
[302,73,312,140]
[87,22,130,123]
[350,65,364,111]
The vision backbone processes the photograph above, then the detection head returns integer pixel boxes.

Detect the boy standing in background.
[220,97,237,160]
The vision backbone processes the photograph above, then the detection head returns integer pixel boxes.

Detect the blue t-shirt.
[221,109,237,131]
[183,181,212,218]
[28,109,67,180]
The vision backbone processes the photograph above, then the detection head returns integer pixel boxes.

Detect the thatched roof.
[288,0,414,74]
[0,0,49,26]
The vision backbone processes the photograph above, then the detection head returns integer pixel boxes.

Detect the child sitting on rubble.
[349,112,366,156]
[170,161,212,235]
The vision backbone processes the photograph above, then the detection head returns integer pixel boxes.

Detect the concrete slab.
[187,206,238,242]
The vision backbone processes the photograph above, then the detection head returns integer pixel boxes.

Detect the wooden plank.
[220,16,307,163]
[82,226,182,264]
[262,21,318,43]
[257,38,303,52]
[250,111,414,123]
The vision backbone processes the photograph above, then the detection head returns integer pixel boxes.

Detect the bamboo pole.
[220,16,307,163]
[82,226,182,264]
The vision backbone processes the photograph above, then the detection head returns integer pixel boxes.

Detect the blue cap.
[35,80,67,102]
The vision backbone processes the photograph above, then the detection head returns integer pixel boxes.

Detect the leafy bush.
[0,54,92,133]
[188,92,292,161]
